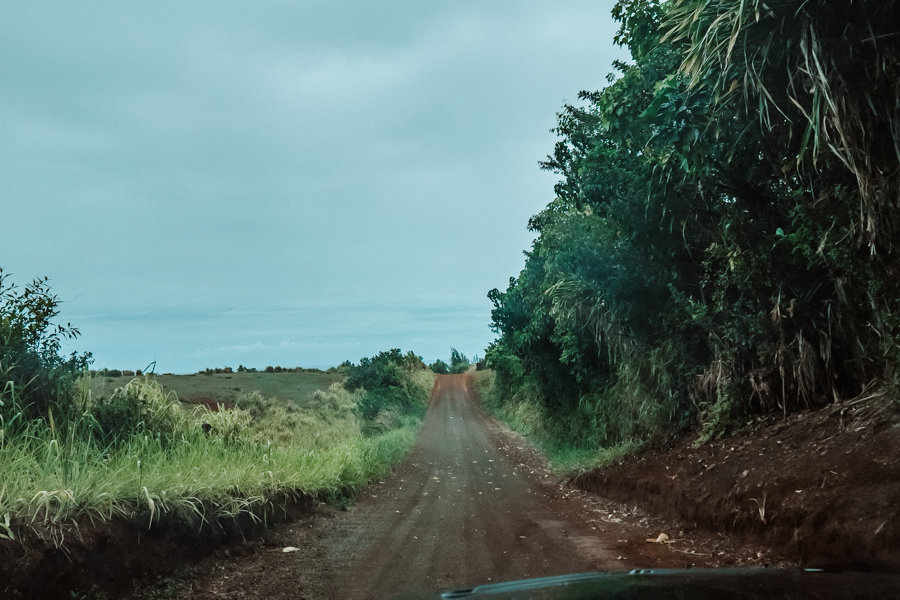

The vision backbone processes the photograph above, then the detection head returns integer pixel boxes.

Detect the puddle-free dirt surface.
[149,374,768,599]
[329,373,613,598]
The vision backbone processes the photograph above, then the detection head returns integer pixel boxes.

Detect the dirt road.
[329,374,615,598]
[157,374,759,599]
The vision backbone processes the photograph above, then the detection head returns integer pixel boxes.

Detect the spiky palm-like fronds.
[666,0,900,252]
[545,276,634,367]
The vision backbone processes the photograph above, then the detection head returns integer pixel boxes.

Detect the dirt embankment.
[574,390,900,567]
[0,497,316,598]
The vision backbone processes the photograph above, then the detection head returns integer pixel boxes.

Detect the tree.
[343,349,426,419]
[486,0,900,447]
[667,0,900,253]
[429,359,450,375]
[449,348,471,374]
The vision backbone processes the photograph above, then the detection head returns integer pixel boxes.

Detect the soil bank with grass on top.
[573,390,900,568]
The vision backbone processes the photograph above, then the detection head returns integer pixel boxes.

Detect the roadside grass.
[0,372,431,536]
[470,370,640,474]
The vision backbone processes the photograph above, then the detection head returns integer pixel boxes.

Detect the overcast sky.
[2,1,627,373]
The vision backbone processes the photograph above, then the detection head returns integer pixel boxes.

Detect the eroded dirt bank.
[145,374,773,599]
[0,499,313,598]
[574,390,900,568]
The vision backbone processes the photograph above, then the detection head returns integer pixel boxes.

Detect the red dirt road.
[330,373,614,598]
[152,374,761,599]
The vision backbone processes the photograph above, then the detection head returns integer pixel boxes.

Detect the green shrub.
[234,385,361,447]
[91,393,142,441]
[356,389,393,420]
[695,378,745,445]
[90,377,193,442]
[429,359,450,374]
[0,269,91,421]
[343,349,430,420]
[449,348,471,374]
[200,408,252,443]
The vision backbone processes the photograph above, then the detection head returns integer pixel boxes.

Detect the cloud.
[3,1,626,372]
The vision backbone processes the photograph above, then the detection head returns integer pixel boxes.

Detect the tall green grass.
[0,374,429,536]
[470,370,640,474]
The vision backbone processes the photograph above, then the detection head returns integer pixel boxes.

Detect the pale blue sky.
[2,1,626,372]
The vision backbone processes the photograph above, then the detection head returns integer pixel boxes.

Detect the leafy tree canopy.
[487,0,900,447]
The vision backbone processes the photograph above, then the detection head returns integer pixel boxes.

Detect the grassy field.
[86,370,344,408]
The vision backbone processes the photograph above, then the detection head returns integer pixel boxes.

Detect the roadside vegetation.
[485,0,900,468]
[0,268,433,543]
[472,370,639,473]
[429,348,472,375]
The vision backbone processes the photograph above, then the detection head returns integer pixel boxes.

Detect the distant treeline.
[486,0,899,450]
[200,365,335,375]
[90,365,336,377]
[93,368,143,378]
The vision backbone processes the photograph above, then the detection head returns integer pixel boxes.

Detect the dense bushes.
[487,0,900,453]
[449,348,472,374]
[428,349,473,375]
[429,359,450,374]
[232,385,360,446]
[342,349,431,421]
[90,378,193,443]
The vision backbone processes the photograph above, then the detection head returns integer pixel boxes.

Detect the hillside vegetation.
[486,0,899,462]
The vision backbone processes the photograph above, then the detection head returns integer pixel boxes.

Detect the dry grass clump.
[234,384,361,447]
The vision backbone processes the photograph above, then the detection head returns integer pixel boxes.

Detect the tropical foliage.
[428,349,472,375]
[487,0,900,451]
[429,358,450,374]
